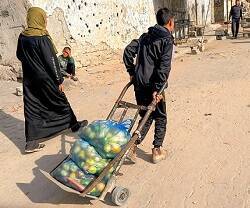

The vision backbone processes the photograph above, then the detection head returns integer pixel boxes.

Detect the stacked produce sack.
[70,140,109,175]
[52,120,131,197]
[52,158,114,196]
[79,120,131,158]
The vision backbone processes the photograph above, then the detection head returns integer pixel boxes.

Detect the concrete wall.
[187,0,213,25]
[0,0,165,80]
[162,0,213,25]
[0,0,217,80]
[31,0,158,49]
[0,0,30,80]
[214,0,225,22]
[30,0,215,69]
[30,0,162,68]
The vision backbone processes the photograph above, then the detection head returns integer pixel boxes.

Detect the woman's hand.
[59,84,64,92]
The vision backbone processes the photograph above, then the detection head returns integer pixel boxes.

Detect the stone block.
[16,87,23,96]
[198,45,205,52]
[216,36,223,40]
[191,47,200,55]
[189,31,197,37]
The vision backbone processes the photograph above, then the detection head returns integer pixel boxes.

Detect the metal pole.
[107,82,132,120]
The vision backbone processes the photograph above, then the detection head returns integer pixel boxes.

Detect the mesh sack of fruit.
[70,139,110,175]
[52,159,115,196]
[89,166,116,197]
[51,158,95,192]
[79,120,132,159]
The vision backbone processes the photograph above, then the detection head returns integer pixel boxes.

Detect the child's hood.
[147,24,172,41]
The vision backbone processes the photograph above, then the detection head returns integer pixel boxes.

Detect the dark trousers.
[232,18,240,38]
[135,89,167,148]
[66,63,75,76]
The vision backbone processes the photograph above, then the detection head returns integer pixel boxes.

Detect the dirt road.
[0,38,249,208]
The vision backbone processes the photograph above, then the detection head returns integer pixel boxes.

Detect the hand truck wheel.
[111,186,130,206]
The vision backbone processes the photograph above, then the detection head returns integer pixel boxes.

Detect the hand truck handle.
[107,81,133,120]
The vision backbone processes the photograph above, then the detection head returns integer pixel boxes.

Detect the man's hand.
[59,84,64,92]
[153,91,163,103]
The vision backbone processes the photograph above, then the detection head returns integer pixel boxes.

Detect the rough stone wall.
[32,0,157,49]
[0,0,161,80]
[30,0,160,68]
[46,8,116,68]
[0,0,30,80]
[0,0,216,81]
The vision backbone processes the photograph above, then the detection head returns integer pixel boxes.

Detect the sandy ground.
[0,38,250,208]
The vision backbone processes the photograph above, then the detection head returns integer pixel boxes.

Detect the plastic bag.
[52,159,115,196]
[79,120,132,159]
[89,166,115,197]
[51,158,95,192]
[70,140,109,175]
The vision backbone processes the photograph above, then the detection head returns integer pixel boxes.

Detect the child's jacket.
[123,24,174,92]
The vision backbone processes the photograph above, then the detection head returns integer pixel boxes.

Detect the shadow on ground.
[16,134,115,206]
[137,147,152,163]
[123,147,152,165]
[16,134,91,205]
[0,110,25,154]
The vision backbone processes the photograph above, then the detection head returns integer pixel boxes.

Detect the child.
[58,47,78,81]
[123,8,175,164]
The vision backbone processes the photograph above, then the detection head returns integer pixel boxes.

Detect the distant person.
[123,8,174,164]
[229,0,242,39]
[58,47,78,81]
[16,7,88,153]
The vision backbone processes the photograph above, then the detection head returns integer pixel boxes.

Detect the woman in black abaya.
[16,7,87,153]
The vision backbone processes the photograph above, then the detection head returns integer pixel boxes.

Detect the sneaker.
[25,143,45,154]
[71,120,88,132]
[126,144,137,164]
[152,147,167,164]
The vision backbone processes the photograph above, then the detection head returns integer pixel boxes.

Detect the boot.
[152,147,167,164]
[126,144,137,164]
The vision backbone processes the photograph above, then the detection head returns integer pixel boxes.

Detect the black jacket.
[230,5,242,19]
[17,34,63,85]
[123,24,174,92]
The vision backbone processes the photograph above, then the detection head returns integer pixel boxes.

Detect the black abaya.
[16,34,78,142]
